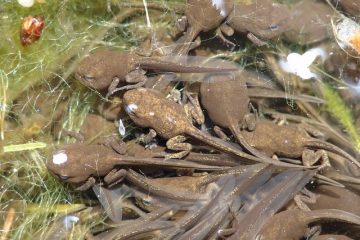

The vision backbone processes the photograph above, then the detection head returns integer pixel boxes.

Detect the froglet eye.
[58,174,69,180]
[269,24,279,31]
[125,103,138,115]
[142,198,152,206]
[82,75,95,81]
[55,173,69,180]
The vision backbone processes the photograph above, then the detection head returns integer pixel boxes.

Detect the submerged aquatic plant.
[322,83,360,151]
[0,1,184,238]
[3,0,360,239]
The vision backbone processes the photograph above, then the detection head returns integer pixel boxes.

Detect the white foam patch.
[18,0,34,7]
[52,150,68,165]
[118,119,126,136]
[125,104,138,114]
[63,215,79,230]
[279,48,326,80]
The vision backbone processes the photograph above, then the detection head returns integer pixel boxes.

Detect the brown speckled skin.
[241,121,306,158]
[257,209,360,240]
[122,88,309,168]
[123,88,189,139]
[226,0,291,40]
[241,121,359,168]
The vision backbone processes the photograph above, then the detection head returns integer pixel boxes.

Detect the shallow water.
[1,1,360,239]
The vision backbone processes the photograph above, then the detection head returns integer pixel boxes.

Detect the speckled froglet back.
[123,88,191,139]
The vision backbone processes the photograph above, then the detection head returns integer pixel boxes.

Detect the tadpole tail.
[185,152,239,167]
[172,26,200,56]
[117,155,226,171]
[305,139,360,168]
[186,127,309,169]
[304,209,360,226]
[138,55,237,74]
[247,88,325,104]
[126,169,205,202]
[94,220,174,240]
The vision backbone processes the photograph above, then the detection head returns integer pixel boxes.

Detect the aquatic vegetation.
[2,0,360,239]
[322,83,360,151]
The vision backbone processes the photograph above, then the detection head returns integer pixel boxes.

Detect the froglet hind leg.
[302,149,331,169]
[165,135,192,159]
[247,32,268,47]
[217,23,236,47]
[104,168,127,187]
[299,123,326,139]
[184,91,205,125]
[75,177,96,191]
[100,135,127,154]
[107,69,147,98]
[176,16,187,32]
[106,76,121,99]
[294,188,318,211]
[242,113,256,131]
[61,129,85,142]
[138,129,157,146]
[213,126,231,141]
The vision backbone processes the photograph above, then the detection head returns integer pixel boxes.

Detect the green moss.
[322,83,360,151]
[0,1,186,238]
[0,149,83,239]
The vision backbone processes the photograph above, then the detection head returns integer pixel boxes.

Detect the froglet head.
[75,50,127,90]
[47,146,89,183]
[123,88,164,128]
[123,88,190,139]
[47,143,115,184]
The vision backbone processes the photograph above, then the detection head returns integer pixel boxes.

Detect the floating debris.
[279,48,326,79]
[333,16,360,55]
[20,15,45,46]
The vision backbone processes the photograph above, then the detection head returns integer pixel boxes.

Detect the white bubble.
[52,150,68,165]
[63,215,79,230]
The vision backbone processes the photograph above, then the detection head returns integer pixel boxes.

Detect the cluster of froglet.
[46,1,360,239]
